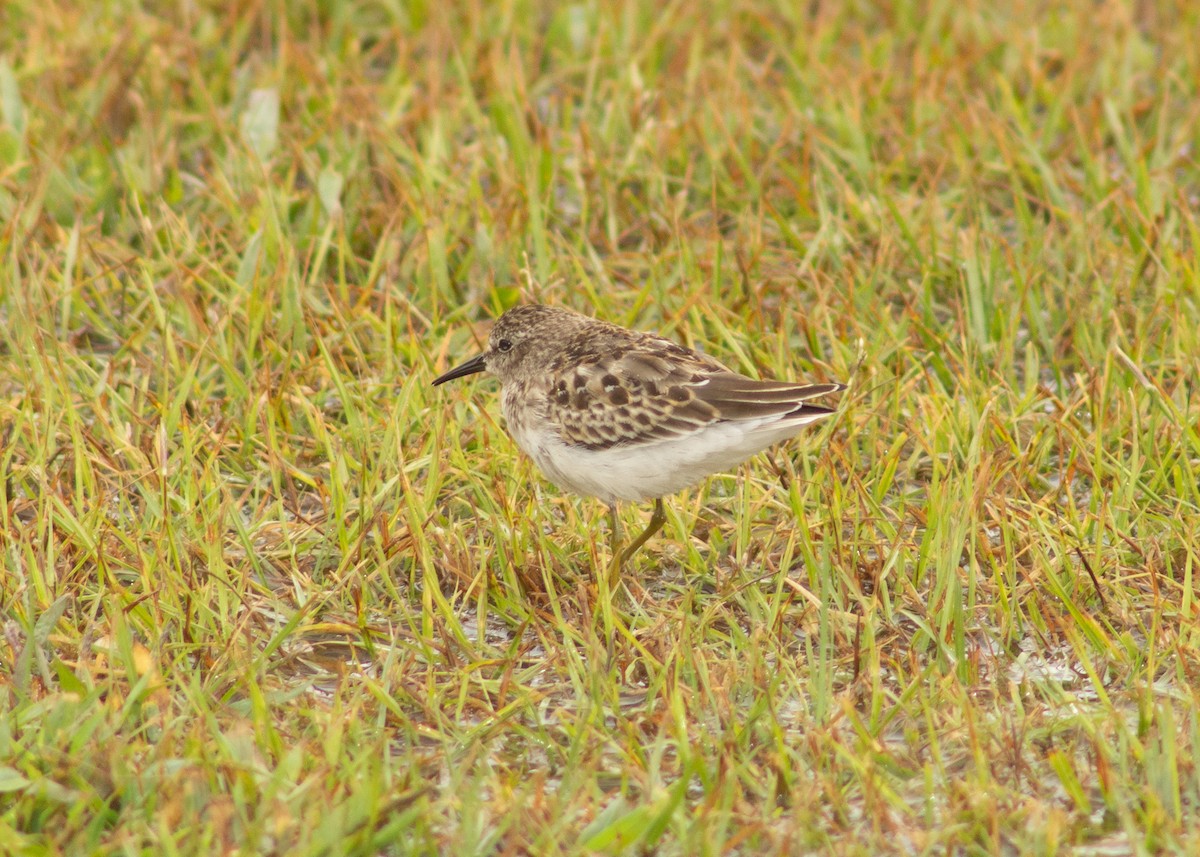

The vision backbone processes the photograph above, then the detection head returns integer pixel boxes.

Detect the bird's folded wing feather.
[548,338,841,450]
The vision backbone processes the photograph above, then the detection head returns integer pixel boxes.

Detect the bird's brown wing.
[546,335,842,450]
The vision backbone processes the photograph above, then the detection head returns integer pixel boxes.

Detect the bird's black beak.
[432,352,488,386]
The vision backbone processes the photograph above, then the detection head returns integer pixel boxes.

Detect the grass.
[2,0,1199,853]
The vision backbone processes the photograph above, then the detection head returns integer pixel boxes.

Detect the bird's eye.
[496,338,513,353]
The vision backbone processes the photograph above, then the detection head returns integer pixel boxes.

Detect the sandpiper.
[433,304,844,582]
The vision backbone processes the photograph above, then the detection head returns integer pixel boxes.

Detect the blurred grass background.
[1,0,1198,853]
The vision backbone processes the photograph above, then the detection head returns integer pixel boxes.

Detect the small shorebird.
[433,305,844,583]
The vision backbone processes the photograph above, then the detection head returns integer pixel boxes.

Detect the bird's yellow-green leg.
[605,504,624,589]
[606,498,666,587]
[622,498,667,566]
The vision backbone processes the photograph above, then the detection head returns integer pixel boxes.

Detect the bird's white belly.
[507,420,799,504]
